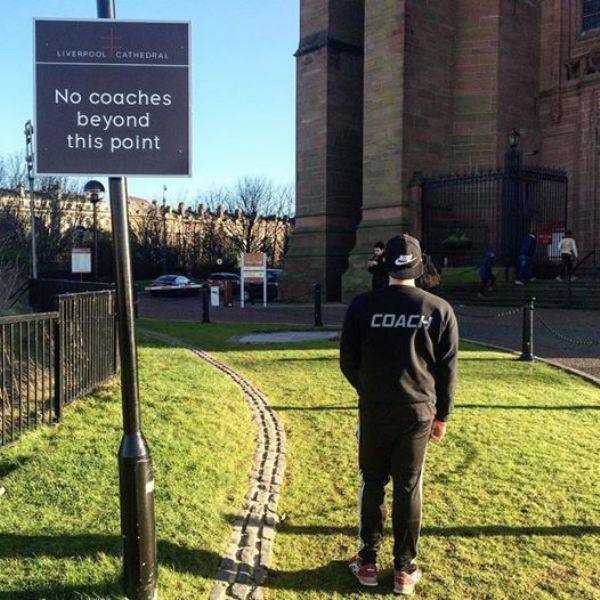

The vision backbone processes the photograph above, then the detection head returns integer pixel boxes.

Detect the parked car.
[205,270,281,302]
[205,272,243,297]
[145,274,201,297]
[246,269,281,302]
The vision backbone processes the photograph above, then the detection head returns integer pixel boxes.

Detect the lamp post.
[24,121,37,279]
[97,2,157,599]
[84,180,105,280]
[504,128,523,280]
[508,127,521,150]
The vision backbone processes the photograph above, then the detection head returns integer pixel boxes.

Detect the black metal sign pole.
[96,2,157,599]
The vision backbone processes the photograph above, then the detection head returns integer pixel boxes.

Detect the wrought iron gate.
[421,166,568,267]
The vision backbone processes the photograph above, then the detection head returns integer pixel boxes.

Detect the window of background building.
[583,0,600,32]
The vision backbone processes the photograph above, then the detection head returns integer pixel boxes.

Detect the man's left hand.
[430,419,447,442]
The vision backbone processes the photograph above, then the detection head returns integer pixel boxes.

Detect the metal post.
[162,185,168,275]
[202,284,210,323]
[97,2,157,599]
[93,200,99,280]
[314,282,323,327]
[263,254,267,307]
[240,252,245,309]
[25,121,38,279]
[53,319,63,422]
[519,296,535,361]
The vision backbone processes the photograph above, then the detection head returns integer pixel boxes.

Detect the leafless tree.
[0,151,27,189]
[220,176,277,254]
[0,151,82,194]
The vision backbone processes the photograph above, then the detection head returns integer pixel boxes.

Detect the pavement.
[138,295,600,381]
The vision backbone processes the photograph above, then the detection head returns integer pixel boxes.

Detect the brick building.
[281,0,600,301]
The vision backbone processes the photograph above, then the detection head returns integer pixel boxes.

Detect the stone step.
[441,278,600,309]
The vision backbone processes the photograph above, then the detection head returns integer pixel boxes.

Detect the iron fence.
[422,165,568,268]
[0,290,117,449]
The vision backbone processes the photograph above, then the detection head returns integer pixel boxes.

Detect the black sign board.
[34,19,191,177]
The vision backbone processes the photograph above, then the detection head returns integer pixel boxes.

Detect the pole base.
[118,432,158,600]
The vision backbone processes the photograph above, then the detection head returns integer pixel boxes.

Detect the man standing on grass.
[340,234,458,596]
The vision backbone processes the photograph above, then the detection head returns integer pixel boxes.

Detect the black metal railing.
[1,312,57,446]
[58,291,117,407]
[422,165,568,269]
[572,248,598,276]
[0,290,117,449]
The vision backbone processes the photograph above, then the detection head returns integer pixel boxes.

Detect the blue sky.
[0,0,298,204]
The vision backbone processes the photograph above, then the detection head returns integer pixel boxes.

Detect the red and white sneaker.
[348,554,378,587]
[393,565,422,595]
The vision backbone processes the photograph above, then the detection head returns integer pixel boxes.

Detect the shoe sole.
[349,567,378,587]
[356,577,378,587]
[394,572,422,595]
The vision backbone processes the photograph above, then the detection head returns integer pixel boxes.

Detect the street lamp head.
[508,128,521,150]
[84,179,105,204]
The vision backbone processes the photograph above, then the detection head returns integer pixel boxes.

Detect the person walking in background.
[368,241,388,290]
[479,248,496,297]
[419,248,441,294]
[515,232,537,285]
[556,230,578,281]
[341,234,458,596]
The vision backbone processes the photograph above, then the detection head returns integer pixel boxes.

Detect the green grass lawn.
[141,321,600,600]
[0,340,254,599]
[1,320,598,599]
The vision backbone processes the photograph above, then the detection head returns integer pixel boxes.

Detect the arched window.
[583,0,600,32]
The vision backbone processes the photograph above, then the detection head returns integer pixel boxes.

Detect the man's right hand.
[429,419,447,442]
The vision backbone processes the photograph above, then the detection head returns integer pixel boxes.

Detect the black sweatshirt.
[340,285,459,421]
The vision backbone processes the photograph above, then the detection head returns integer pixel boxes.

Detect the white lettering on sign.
[370,314,433,329]
[55,88,81,104]
[54,89,174,155]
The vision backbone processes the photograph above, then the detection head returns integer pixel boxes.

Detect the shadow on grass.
[0,456,31,479]
[138,327,341,354]
[0,534,219,599]
[270,403,599,412]
[2,522,598,598]
[274,522,600,538]
[457,404,599,410]
[270,404,358,411]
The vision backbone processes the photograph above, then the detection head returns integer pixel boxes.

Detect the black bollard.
[314,282,323,327]
[519,296,535,361]
[202,284,210,324]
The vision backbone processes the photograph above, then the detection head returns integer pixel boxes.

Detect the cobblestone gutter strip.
[139,330,286,600]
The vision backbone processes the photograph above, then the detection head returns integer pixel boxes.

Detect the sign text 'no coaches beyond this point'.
[34,19,191,177]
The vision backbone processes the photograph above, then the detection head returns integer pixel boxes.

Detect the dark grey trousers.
[357,404,433,570]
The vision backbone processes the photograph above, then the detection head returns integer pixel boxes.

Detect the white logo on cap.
[394,254,414,266]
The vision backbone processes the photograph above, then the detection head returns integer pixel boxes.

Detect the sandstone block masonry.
[282,0,600,301]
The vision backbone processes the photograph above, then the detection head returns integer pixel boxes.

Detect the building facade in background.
[281,0,600,301]
[0,185,293,272]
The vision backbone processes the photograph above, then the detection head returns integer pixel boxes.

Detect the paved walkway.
[138,296,600,380]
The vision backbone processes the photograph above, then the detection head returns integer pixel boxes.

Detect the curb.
[461,337,600,388]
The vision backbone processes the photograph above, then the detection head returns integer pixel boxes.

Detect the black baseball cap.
[384,234,424,280]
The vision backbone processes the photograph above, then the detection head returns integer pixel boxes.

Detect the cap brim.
[387,261,424,280]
